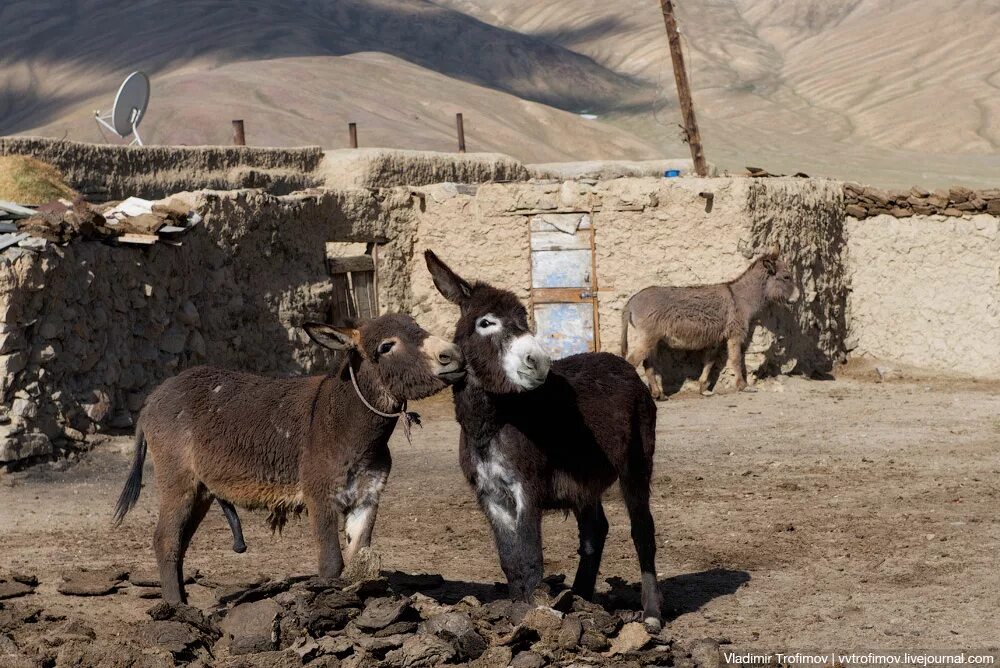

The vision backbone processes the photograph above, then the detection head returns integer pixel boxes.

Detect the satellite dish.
[94,71,150,146]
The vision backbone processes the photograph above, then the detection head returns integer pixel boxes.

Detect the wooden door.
[529,213,600,359]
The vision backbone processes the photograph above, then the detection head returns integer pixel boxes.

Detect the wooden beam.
[659,0,708,177]
[328,255,374,274]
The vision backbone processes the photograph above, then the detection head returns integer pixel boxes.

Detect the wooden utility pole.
[659,0,708,176]
[232,120,246,146]
[455,113,466,153]
[348,123,358,148]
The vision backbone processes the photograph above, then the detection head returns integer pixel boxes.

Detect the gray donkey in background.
[621,245,798,399]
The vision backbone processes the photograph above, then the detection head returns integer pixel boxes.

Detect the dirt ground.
[2,370,999,654]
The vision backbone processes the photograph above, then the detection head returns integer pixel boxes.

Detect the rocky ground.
[1,369,999,666]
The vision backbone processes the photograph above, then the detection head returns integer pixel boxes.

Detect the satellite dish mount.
[94,71,150,146]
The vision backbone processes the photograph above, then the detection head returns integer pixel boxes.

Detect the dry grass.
[0,155,76,205]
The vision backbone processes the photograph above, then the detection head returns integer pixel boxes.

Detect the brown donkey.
[113,314,464,604]
[425,251,663,630]
[621,246,798,399]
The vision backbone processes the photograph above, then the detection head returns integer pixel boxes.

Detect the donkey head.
[303,314,465,401]
[424,250,551,393]
[760,244,799,303]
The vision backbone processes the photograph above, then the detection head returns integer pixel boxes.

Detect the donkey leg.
[154,483,211,604]
[619,476,663,630]
[343,500,379,564]
[698,347,717,396]
[482,495,542,601]
[726,336,753,392]
[571,502,609,600]
[308,496,344,579]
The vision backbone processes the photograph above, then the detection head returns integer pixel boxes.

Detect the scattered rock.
[607,621,652,656]
[511,650,546,668]
[688,638,723,668]
[355,596,413,631]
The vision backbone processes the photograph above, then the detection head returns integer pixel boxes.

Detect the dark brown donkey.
[621,245,798,399]
[113,314,464,604]
[424,251,663,630]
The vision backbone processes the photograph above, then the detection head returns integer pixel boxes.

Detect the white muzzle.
[503,334,551,390]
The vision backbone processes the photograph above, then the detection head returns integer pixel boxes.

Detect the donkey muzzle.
[504,333,551,391]
[423,336,466,382]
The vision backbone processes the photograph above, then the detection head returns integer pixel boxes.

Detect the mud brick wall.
[0,187,420,464]
[0,137,325,202]
[408,177,849,393]
[846,213,1000,377]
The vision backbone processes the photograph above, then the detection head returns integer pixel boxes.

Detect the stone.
[942,208,964,217]
[948,186,972,203]
[355,596,413,631]
[159,327,188,354]
[10,398,36,419]
[926,194,949,208]
[419,611,487,660]
[0,433,52,462]
[909,186,930,197]
[220,598,282,654]
[889,207,912,218]
[384,634,455,667]
[862,187,889,206]
[511,650,546,668]
[986,199,1000,215]
[82,389,111,424]
[188,330,207,357]
[178,301,201,326]
[607,622,651,656]
[0,351,27,377]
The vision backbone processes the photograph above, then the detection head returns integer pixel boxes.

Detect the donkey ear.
[424,250,472,305]
[303,322,361,351]
[768,243,781,257]
[762,256,777,274]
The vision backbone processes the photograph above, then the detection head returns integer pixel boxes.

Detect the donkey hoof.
[739,385,757,393]
[700,390,714,397]
[644,616,663,633]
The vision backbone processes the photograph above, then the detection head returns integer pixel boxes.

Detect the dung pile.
[844,183,1000,219]
[0,570,716,667]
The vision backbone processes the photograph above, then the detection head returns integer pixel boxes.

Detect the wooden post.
[232,120,246,146]
[455,113,466,153]
[658,0,708,177]
[348,123,358,149]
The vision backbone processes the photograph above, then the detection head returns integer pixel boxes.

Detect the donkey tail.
[620,297,633,358]
[113,425,147,525]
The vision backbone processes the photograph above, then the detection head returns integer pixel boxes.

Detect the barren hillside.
[2,0,998,186]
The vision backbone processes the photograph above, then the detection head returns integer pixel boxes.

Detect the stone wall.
[0,187,419,464]
[0,137,324,202]
[846,214,1000,377]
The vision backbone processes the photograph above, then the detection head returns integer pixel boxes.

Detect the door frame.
[527,209,601,352]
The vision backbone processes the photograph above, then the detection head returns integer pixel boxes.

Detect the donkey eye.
[377,341,395,355]
[477,318,495,329]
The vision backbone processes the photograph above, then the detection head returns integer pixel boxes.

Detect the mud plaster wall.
[846,214,1000,377]
[0,137,324,202]
[408,178,848,391]
[0,187,418,464]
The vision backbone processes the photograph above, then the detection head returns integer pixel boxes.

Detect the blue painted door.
[529,213,599,359]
